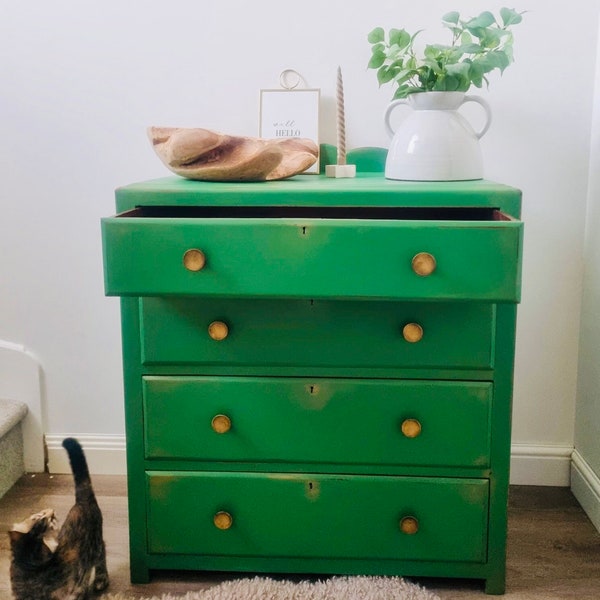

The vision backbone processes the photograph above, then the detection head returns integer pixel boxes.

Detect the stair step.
[0,399,28,499]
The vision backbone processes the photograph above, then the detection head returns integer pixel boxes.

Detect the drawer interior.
[118,205,514,220]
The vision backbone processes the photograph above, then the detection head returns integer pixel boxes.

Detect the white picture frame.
[259,89,320,174]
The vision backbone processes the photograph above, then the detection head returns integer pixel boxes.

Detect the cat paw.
[93,576,109,592]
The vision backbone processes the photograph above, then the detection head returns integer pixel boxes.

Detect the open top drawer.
[101,206,522,302]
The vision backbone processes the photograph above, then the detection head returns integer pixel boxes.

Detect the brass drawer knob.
[402,323,423,343]
[211,414,232,434]
[399,516,419,535]
[208,320,229,341]
[401,419,422,438]
[412,252,436,276]
[214,511,233,530]
[183,248,206,272]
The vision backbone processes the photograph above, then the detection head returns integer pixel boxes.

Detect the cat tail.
[62,437,95,503]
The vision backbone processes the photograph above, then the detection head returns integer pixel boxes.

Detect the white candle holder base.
[325,164,356,178]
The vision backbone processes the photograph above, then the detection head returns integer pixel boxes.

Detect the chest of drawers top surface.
[114,173,521,215]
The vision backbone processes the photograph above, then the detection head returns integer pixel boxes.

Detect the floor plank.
[1,476,599,599]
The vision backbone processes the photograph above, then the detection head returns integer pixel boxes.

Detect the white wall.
[572,14,600,529]
[2,1,599,481]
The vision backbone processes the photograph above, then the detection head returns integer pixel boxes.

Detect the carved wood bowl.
[148,127,318,182]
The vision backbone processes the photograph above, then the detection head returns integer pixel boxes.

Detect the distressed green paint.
[113,172,521,216]
[139,298,495,369]
[102,214,521,301]
[146,472,489,563]
[143,376,492,467]
[102,151,522,593]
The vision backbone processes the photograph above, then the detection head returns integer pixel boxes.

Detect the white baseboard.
[46,435,574,486]
[45,434,127,475]
[509,444,573,486]
[571,449,600,532]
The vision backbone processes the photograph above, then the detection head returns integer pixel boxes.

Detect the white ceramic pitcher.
[384,91,492,181]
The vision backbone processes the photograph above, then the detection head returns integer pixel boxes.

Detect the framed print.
[260,88,320,173]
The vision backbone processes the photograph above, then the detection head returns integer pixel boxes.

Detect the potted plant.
[367,8,524,181]
[368,7,524,99]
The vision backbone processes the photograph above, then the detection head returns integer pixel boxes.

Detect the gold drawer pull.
[401,419,422,438]
[208,320,229,341]
[214,511,233,530]
[412,252,436,276]
[399,516,419,535]
[402,323,423,343]
[211,414,232,434]
[183,248,206,272]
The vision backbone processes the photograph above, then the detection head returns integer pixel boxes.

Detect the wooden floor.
[1,474,599,599]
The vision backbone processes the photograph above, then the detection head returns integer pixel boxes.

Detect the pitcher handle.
[384,99,410,138]
[461,95,492,139]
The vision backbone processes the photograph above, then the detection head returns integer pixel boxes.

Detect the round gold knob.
[401,419,422,438]
[213,511,233,530]
[402,323,423,343]
[183,249,206,272]
[400,516,419,535]
[211,414,231,434]
[208,321,229,341]
[412,252,436,276]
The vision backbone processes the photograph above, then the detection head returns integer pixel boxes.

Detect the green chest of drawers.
[102,162,522,594]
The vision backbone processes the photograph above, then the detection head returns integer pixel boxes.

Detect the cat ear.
[42,533,59,553]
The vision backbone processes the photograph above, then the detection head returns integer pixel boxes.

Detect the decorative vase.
[384,91,492,181]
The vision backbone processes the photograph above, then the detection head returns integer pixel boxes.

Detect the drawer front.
[140,298,494,369]
[146,472,489,562]
[102,214,522,301]
[143,377,492,468]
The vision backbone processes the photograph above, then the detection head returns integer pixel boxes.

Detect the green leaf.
[458,43,484,54]
[368,50,386,69]
[467,61,485,87]
[421,57,444,74]
[424,44,443,59]
[479,27,502,48]
[488,50,511,72]
[367,27,385,44]
[465,11,496,29]
[394,68,417,86]
[442,11,460,24]
[405,56,417,70]
[473,50,510,74]
[389,28,411,50]
[393,85,411,99]
[445,62,471,78]
[461,31,473,45]
[445,62,471,90]
[377,65,398,85]
[500,7,523,26]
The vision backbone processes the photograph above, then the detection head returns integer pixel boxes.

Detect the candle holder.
[326,66,356,178]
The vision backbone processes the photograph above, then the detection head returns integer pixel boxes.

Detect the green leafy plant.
[368,7,524,99]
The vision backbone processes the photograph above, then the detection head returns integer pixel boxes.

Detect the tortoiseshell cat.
[8,437,109,600]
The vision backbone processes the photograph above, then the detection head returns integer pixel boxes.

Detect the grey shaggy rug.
[102,576,441,600]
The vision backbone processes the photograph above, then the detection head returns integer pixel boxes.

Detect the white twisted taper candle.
[336,66,346,165]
